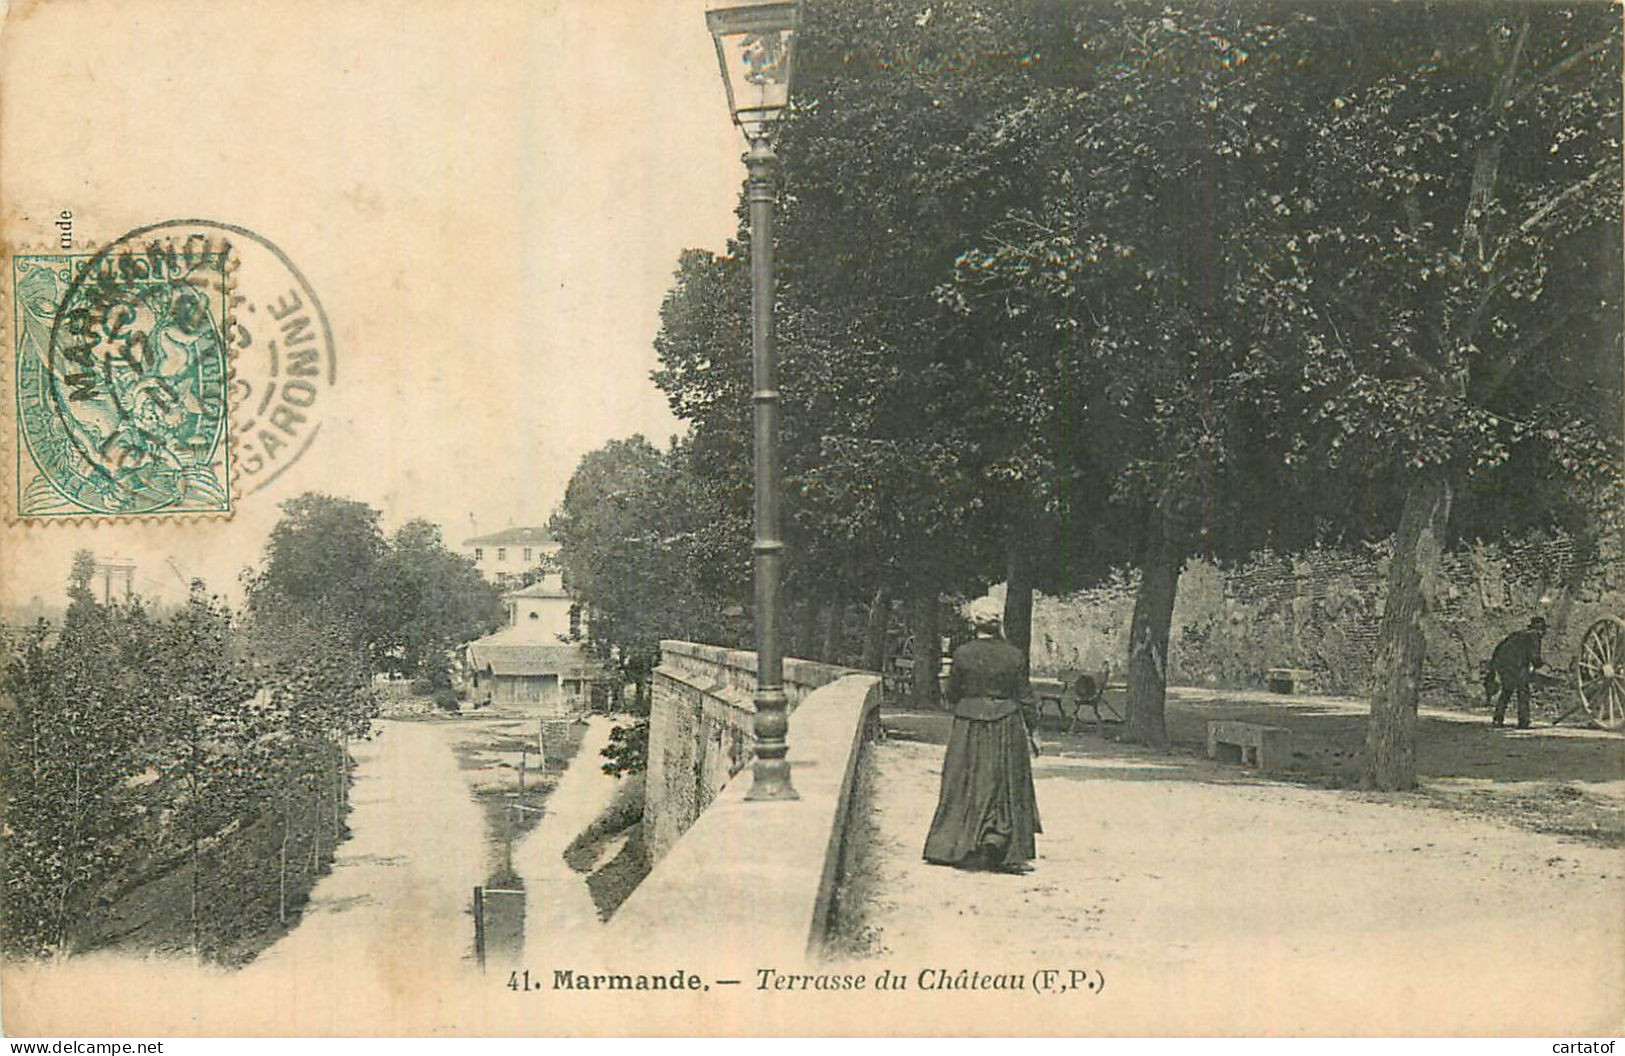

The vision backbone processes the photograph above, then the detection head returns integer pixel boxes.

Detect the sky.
[0,0,746,608]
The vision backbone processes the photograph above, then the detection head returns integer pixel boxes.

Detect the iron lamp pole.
[706,0,801,801]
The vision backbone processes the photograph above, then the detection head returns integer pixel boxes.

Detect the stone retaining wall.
[612,665,883,960]
[645,641,859,864]
[1028,531,1621,699]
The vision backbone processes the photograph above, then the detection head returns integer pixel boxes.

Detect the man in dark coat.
[1484,616,1550,729]
[923,602,1041,873]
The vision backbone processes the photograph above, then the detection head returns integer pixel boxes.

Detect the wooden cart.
[1556,615,1625,730]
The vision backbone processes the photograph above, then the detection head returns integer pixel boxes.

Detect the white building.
[459,526,590,713]
[463,569,596,717]
[505,578,582,643]
[462,526,558,589]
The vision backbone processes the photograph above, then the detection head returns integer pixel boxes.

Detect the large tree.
[248,492,501,681]
[652,0,1118,694]
[367,519,503,680]
[550,436,740,709]
[1268,3,1623,788]
[943,2,1620,768]
[143,584,263,958]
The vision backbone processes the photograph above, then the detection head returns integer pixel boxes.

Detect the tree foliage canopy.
[248,492,502,679]
[577,0,1620,768]
[551,435,742,668]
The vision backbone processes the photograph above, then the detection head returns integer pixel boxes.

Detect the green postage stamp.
[11,237,233,518]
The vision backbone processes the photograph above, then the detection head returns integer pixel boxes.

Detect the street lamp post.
[706,0,801,801]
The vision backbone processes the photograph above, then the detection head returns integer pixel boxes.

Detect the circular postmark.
[196,222,337,497]
[13,219,334,518]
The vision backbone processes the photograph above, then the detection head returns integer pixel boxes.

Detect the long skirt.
[923,712,1041,868]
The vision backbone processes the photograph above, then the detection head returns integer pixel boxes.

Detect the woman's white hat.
[966,597,1003,628]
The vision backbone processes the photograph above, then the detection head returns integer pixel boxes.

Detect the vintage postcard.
[1,0,1621,1039]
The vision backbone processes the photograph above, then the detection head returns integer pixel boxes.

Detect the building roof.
[462,526,556,547]
[466,639,600,678]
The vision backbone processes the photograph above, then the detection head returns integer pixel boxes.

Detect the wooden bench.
[1266,667,1312,694]
[885,655,953,702]
[1206,720,1291,769]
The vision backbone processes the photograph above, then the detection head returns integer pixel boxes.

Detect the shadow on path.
[882,684,1625,845]
[884,688,1625,787]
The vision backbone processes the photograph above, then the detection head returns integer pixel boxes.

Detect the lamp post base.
[744,757,802,799]
[743,760,800,801]
[746,685,799,800]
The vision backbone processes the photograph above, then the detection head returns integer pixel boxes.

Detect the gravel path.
[844,720,1625,1034]
[242,720,488,1025]
[515,716,622,954]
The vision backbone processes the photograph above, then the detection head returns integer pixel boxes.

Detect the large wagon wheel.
[1575,615,1625,731]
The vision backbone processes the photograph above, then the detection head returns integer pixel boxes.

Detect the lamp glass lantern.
[705,1,801,143]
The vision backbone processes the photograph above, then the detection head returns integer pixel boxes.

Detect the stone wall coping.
[609,671,881,961]
[658,639,861,703]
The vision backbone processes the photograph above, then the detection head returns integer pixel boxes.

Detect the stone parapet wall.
[612,670,882,960]
[645,640,857,864]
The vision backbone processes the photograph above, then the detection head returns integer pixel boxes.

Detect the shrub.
[600,720,649,776]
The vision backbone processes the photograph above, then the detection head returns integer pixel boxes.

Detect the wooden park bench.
[1206,720,1291,770]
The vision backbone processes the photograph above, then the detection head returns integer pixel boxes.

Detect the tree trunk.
[1546,527,1597,643]
[819,599,843,665]
[1125,510,1181,748]
[860,585,891,673]
[789,598,818,661]
[279,785,291,925]
[55,768,83,956]
[1365,472,1453,791]
[909,590,941,710]
[1003,541,1035,677]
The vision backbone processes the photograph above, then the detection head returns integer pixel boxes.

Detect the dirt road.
[514,716,621,957]
[842,709,1625,1034]
[244,720,487,1021]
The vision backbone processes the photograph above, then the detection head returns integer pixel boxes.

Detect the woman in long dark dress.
[923,604,1041,873]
